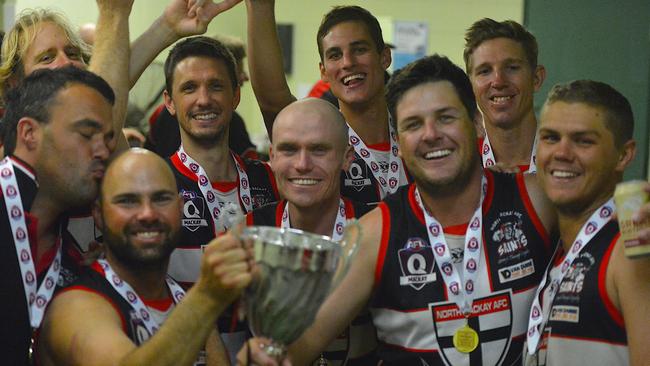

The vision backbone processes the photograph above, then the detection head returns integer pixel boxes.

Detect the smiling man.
[524,80,650,365]
[246,98,376,365]
[161,35,278,362]
[38,149,250,366]
[464,18,546,173]
[243,1,409,206]
[240,55,557,366]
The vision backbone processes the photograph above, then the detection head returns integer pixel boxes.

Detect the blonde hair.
[0,8,91,100]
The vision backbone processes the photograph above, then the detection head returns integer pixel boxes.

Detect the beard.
[102,220,179,271]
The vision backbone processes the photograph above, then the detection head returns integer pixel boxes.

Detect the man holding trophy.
[245,98,377,365]
[239,55,557,365]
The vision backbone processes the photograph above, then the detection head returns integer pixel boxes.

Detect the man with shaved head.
[38,148,251,365]
[246,98,378,365]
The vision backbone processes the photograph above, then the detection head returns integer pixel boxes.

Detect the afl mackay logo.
[398,237,436,290]
[180,190,208,232]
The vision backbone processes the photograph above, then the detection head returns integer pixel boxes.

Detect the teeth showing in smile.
[290,178,319,186]
[135,231,160,239]
[551,170,578,178]
[193,113,217,120]
[491,96,512,103]
[342,73,365,85]
[424,149,452,159]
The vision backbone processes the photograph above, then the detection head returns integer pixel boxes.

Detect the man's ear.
[163,90,176,116]
[380,45,392,71]
[473,112,486,139]
[319,62,329,83]
[615,139,636,173]
[533,65,546,92]
[92,199,104,232]
[341,145,355,171]
[16,117,41,151]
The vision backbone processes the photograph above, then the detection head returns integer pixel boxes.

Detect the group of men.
[0,0,648,366]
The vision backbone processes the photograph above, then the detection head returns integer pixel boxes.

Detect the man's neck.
[105,253,170,300]
[484,114,537,166]
[339,96,390,146]
[29,193,63,263]
[288,196,341,237]
[418,164,484,228]
[181,138,237,182]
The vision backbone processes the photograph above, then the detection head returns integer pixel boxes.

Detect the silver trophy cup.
[242,225,359,358]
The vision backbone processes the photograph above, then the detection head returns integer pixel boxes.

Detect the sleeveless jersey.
[246,198,376,366]
[167,152,278,364]
[340,142,410,206]
[370,171,554,365]
[167,153,278,285]
[525,221,628,366]
[0,156,85,365]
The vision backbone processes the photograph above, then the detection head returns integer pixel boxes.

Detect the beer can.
[614,180,650,258]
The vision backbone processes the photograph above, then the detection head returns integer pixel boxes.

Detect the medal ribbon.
[98,259,186,335]
[176,145,252,233]
[0,157,62,329]
[281,198,346,242]
[481,133,537,173]
[414,175,488,316]
[526,199,615,354]
[347,117,402,199]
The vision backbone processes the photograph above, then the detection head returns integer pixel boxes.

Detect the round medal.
[453,324,479,353]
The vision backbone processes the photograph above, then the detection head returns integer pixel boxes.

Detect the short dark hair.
[316,6,385,62]
[387,54,477,129]
[543,80,634,148]
[463,18,538,73]
[3,66,115,154]
[164,36,238,97]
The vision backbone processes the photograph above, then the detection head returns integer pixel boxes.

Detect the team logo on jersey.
[343,161,372,191]
[599,206,613,218]
[189,163,199,173]
[430,291,513,366]
[557,252,595,303]
[485,158,495,166]
[35,295,47,309]
[180,190,208,232]
[398,237,436,290]
[16,227,27,242]
[359,148,370,158]
[370,161,379,172]
[10,205,21,219]
[468,237,479,252]
[466,258,478,273]
[198,175,209,187]
[490,211,530,262]
[6,184,17,198]
[465,279,474,294]
[585,221,597,235]
[483,143,491,155]
[20,249,30,262]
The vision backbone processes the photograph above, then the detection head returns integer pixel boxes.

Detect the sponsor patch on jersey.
[343,160,372,191]
[549,305,580,323]
[180,190,208,232]
[498,259,535,283]
[398,237,436,290]
[430,290,513,366]
[489,210,530,263]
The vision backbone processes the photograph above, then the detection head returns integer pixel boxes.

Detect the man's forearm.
[245,0,296,136]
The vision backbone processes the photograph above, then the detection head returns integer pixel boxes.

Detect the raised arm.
[244,0,296,137]
[238,207,384,366]
[39,235,251,366]
[129,0,242,88]
[90,0,133,152]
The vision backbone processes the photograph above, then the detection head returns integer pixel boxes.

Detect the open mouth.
[342,73,366,86]
[191,112,218,121]
[489,95,514,105]
[424,149,452,160]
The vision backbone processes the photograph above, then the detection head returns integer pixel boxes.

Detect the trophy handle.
[330,218,362,291]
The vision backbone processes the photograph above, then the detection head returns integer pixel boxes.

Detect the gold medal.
[453,324,479,353]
